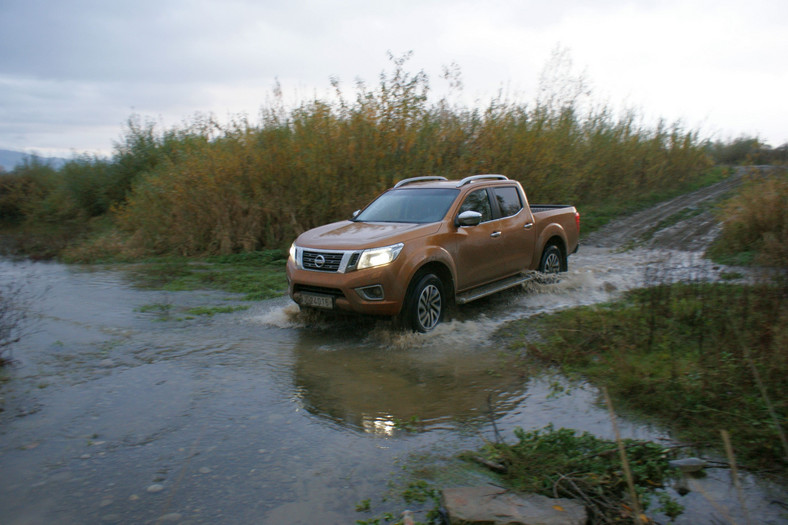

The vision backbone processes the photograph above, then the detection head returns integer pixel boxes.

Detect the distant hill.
[0,149,68,172]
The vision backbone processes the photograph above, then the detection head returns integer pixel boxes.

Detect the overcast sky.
[1,0,786,157]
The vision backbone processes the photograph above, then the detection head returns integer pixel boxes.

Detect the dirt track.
[583,167,752,252]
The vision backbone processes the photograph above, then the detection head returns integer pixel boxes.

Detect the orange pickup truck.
[287,175,580,331]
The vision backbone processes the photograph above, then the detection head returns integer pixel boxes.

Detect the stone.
[146,484,165,493]
[668,457,708,473]
[442,485,586,525]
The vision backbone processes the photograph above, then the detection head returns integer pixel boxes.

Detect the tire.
[403,273,445,333]
[539,244,565,274]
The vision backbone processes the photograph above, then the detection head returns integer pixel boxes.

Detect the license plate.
[299,293,333,309]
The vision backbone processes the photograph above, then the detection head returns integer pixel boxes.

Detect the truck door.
[453,188,506,290]
[490,185,535,275]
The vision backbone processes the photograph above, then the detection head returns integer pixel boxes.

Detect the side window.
[492,186,523,218]
[458,189,492,222]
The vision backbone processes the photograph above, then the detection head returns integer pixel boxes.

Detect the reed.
[1,55,711,258]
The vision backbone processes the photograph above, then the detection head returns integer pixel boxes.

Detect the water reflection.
[361,416,397,436]
[290,328,530,434]
[2,256,785,524]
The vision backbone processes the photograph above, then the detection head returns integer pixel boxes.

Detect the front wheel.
[539,244,565,274]
[403,273,445,333]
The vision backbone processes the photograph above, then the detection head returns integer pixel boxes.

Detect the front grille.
[302,251,344,272]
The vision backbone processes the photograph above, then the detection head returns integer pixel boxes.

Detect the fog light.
[356,285,385,301]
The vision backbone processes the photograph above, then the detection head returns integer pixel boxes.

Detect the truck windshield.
[354,188,459,224]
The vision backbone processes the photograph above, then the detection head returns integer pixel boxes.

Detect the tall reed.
[1,55,712,257]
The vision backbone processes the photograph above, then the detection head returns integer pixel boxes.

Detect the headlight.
[289,242,297,262]
[356,243,404,270]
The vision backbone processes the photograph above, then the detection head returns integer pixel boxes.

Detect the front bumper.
[286,259,409,317]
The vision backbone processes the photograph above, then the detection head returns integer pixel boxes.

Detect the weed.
[136,302,173,314]
[500,281,788,470]
[470,424,680,523]
[355,499,372,512]
[392,416,423,433]
[184,305,249,317]
[707,168,788,268]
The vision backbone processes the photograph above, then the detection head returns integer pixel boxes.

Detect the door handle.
[491,231,502,238]
[524,222,534,230]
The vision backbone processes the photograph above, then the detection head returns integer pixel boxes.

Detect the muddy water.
[0,249,785,524]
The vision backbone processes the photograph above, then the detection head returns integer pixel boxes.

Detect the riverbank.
[354,279,788,524]
[499,279,788,465]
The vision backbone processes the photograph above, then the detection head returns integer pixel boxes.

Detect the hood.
[295,221,441,250]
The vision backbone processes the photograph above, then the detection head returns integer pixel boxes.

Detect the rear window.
[354,188,459,223]
[492,186,523,218]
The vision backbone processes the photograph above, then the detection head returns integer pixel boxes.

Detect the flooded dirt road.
[1,176,786,524]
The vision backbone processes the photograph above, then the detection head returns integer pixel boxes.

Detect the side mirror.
[456,210,483,227]
[352,209,361,219]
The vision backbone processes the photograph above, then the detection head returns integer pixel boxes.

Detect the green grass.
[497,281,788,471]
[184,305,249,317]
[126,249,288,300]
[135,302,172,314]
[468,425,684,522]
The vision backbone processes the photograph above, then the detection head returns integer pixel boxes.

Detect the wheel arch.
[540,235,568,271]
[405,260,456,307]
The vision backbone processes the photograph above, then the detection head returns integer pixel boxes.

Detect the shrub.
[2,54,713,258]
[112,56,710,256]
[708,168,788,267]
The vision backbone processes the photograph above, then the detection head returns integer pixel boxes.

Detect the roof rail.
[394,176,448,188]
[456,174,509,187]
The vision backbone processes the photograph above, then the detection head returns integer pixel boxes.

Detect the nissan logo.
[314,254,326,268]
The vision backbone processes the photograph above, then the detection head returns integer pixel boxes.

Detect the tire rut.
[583,168,749,252]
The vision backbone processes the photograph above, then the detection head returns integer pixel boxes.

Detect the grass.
[706,168,788,268]
[497,281,788,472]
[184,305,249,317]
[467,425,684,523]
[126,249,288,300]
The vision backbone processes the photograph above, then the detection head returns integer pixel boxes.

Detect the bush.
[112,56,710,256]
[708,168,788,267]
[706,136,788,166]
[1,54,713,258]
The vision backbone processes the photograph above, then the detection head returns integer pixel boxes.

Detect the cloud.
[0,0,785,154]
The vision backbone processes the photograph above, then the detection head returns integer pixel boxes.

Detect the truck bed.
[529,204,575,213]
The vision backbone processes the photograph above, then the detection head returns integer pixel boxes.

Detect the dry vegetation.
[707,168,788,267]
[0,53,712,260]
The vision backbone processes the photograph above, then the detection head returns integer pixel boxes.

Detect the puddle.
[0,248,784,524]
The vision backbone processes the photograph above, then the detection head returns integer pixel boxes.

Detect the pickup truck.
[286,174,580,332]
